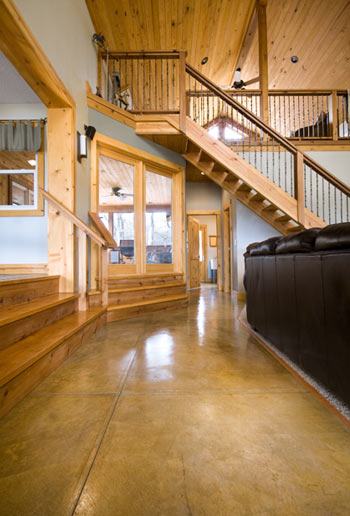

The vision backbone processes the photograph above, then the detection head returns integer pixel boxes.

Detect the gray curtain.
[0,120,42,152]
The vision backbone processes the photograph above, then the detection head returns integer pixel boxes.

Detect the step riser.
[109,275,184,289]
[0,277,59,308]
[107,298,188,322]
[0,299,78,351]
[88,292,103,308]
[0,312,106,418]
[108,285,186,305]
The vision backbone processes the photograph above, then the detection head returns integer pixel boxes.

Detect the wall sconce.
[77,131,87,162]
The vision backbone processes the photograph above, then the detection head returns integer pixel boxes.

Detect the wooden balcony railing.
[96,51,350,226]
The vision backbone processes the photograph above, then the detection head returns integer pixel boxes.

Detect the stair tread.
[0,275,59,288]
[108,293,188,311]
[0,306,106,387]
[0,293,79,328]
[109,281,186,294]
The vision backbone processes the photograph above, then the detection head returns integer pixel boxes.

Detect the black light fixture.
[291,55,299,63]
[201,56,208,65]
[92,33,105,48]
[84,125,96,141]
[77,131,87,162]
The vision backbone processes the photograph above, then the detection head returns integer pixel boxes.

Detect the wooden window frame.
[0,130,45,217]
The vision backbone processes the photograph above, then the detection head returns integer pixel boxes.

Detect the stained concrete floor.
[0,285,349,516]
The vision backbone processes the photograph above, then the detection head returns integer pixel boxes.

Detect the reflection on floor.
[0,285,349,516]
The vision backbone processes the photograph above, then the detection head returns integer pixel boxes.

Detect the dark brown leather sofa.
[244,223,350,407]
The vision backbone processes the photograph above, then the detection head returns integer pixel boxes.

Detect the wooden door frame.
[187,215,201,289]
[199,223,208,282]
[0,0,76,292]
[186,210,222,291]
[223,201,232,293]
[90,132,186,278]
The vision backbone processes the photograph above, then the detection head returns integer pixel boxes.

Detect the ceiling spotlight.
[201,57,208,65]
[92,33,105,48]
[27,159,36,166]
[200,172,205,175]
[291,55,299,63]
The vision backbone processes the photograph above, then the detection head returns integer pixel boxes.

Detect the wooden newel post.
[257,0,269,124]
[179,51,187,133]
[78,229,87,311]
[294,151,305,226]
[101,246,108,306]
[328,91,338,141]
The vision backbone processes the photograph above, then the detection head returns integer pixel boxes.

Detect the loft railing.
[40,189,116,309]
[186,64,350,226]
[96,51,350,226]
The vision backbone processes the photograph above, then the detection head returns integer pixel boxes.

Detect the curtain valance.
[0,120,42,152]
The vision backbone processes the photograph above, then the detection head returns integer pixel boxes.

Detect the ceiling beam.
[0,0,74,108]
[231,2,258,86]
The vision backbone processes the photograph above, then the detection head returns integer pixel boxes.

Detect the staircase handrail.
[40,188,108,247]
[185,63,350,198]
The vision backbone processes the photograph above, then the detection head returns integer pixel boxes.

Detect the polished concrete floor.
[0,285,349,516]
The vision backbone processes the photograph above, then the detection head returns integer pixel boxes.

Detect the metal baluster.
[316,171,319,217]
[278,143,281,189]
[328,182,331,224]
[166,59,169,111]
[312,95,315,138]
[334,186,337,223]
[321,95,325,136]
[272,137,275,183]
[322,178,325,222]
[298,95,301,136]
[341,192,343,222]
[304,165,307,208]
[283,96,287,137]
[172,59,175,110]
[254,115,257,168]
[293,96,296,136]
[143,56,146,111]
[316,96,320,137]
[154,59,157,111]
[291,153,293,197]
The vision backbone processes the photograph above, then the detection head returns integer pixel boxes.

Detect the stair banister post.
[179,51,187,132]
[257,0,269,124]
[101,246,108,306]
[328,91,338,141]
[78,228,88,311]
[294,151,305,226]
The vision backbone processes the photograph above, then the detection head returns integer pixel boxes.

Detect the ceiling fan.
[110,186,134,200]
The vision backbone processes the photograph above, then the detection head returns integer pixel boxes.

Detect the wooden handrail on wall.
[40,188,109,309]
[89,211,118,249]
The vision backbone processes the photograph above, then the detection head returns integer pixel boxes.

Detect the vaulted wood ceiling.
[87,0,350,90]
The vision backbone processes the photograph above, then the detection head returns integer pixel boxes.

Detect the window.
[146,170,172,264]
[0,149,44,216]
[99,154,135,265]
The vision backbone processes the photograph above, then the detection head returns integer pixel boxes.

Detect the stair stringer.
[182,117,325,235]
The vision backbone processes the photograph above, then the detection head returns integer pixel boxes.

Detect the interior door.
[187,216,200,289]
[200,224,208,282]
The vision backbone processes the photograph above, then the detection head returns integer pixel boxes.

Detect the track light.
[92,33,105,48]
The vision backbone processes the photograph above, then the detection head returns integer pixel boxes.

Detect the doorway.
[187,216,200,289]
[223,201,232,293]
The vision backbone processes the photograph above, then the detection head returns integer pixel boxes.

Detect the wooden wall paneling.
[216,212,223,291]
[47,107,76,292]
[257,0,268,123]
[223,203,232,293]
[172,169,186,274]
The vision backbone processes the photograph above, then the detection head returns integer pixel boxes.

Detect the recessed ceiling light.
[291,55,299,63]
[200,172,205,175]
[28,159,36,166]
[201,57,208,65]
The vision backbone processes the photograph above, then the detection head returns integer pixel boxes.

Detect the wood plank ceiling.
[242,0,350,90]
[87,0,350,89]
[86,0,255,87]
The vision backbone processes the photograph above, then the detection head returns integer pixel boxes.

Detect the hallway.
[0,286,349,516]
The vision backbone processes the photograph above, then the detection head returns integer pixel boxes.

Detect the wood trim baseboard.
[0,264,48,275]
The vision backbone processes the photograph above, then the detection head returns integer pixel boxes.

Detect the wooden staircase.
[0,275,106,418]
[107,273,188,322]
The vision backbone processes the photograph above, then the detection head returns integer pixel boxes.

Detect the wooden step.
[275,214,292,223]
[0,306,106,418]
[0,275,60,308]
[108,272,184,289]
[87,289,103,308]
[108,282,186,305]
[286,225,304,234]
[262,204,278,213]
[107,293,188,322]
[0,293,79,350]
[236,182,251,193]
[250,192,265,203]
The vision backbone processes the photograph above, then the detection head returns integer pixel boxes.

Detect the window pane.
[145,170,172,264]
[99,154,135,264]
[0,151,36,208]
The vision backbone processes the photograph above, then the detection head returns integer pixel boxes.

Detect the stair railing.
[40,189,115,309]
[185,63,350,226]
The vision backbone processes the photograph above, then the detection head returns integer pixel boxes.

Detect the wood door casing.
[188,216,200,289]
[200,224,208,282]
